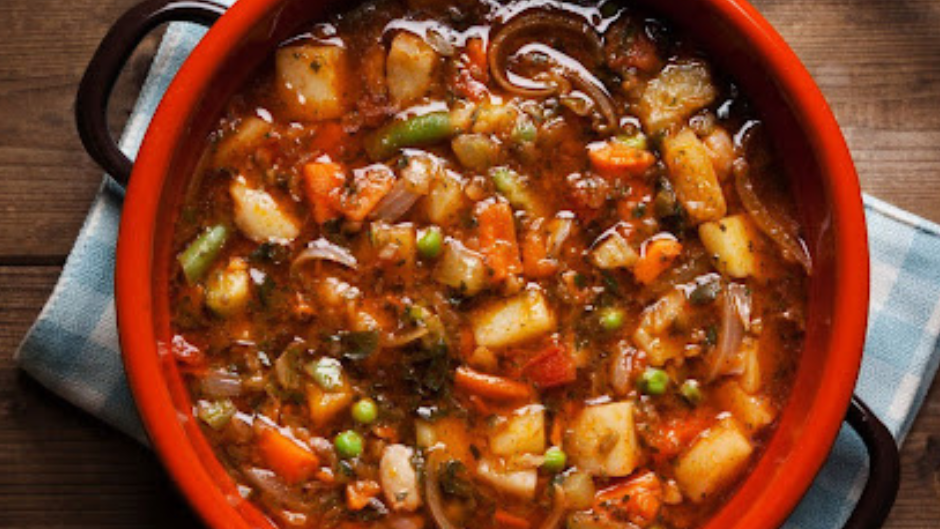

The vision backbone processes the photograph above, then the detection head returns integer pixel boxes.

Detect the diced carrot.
[521,226,559,279]
[346,480,382,511]
[339,166,396,221]
[454,366,533,401]
[633,237,682,284]
[302,160,345,224]
[494,509,531,529]
[523,344,576,388]
[257,427,320,485]
[589,141,656,179]
[476,200,522,283]
[594,471,664,528]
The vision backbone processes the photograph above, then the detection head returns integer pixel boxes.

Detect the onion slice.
[200,368,243,398]
[537,484,567,529]
[425,456,461,529]
[370,178,421,222]
[488,10,616,132]
[735,162,812,274]
[707,283,750,381]
[291,238,358,272]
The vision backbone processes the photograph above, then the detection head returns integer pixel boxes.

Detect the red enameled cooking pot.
[74,0,900,527]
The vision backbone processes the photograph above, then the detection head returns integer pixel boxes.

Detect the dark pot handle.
[842,395,901,529]
[75,0,227,186]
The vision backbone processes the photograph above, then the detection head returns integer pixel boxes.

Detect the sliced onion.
[488,10,616,133]
[200,369,243,398]
[291,238,357,272]
[370,178,421,222]
[425,456,461,529]
[537,484,567,529]
[707,283,750,381]
[242,467,314,512]
[735,161,812,274]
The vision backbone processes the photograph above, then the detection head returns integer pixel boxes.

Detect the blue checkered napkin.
[15,16,940,528]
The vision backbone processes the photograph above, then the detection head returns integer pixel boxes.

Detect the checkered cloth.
[16,16,940,528]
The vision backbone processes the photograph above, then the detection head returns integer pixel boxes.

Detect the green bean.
[178,224,228,283]
[490,167,545,216]
[365,111,454,161]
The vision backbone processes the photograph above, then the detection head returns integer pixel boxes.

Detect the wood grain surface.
[0,0,938,527]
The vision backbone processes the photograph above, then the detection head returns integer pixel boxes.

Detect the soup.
[169,0,811,527]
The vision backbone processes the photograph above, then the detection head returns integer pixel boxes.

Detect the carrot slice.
[339,167,396,221]
[589,141,656,179]
[633,237,682,284]
[302,160,345,224]
[494,509,532,529]
[454,366,533,401]
[257,427,320,485]
[476,200,522,283]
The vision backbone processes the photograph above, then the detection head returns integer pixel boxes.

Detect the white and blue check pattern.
[15,15,940,528]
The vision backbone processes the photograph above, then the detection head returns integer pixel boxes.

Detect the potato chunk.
[489,405,545,457]
[662,129,727,225]
[387,32,438,106]
[638,60,717,134]
[714,380,776,433]
[566,402,638,477]
[230,177,300,244]
[699,215,761,278]
[674,418,753,502]
[471,289,556,349]
[276,44,348,121]
[205,257,251,317]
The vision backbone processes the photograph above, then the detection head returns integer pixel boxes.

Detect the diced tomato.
[302,159,345,224]
[594,471,664,528]
[476,199,522,283]
[643,414,711,465]
[523,344,577,388]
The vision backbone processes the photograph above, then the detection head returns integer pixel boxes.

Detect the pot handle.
[842,395,901,529]
[75,0,227,186]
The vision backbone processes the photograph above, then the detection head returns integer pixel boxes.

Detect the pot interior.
[145,0,861,527]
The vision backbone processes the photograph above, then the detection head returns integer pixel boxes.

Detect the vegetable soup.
[170,0,811,527]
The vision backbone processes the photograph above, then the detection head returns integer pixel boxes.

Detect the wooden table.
[1,0,938,526]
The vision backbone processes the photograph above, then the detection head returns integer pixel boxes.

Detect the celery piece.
[197,399,237,430]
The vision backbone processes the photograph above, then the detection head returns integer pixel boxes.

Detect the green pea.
[334,430,364,459]
[599,307,625,332]
[542,447,567,473]
[680,379,703,406]
[639,367,669,396]
[417,226,444,259]
[352,398,379,424]
[307,357,343,391]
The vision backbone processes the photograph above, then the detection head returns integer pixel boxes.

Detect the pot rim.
[114,0,869,528]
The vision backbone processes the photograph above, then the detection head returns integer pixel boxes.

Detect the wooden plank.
[0,267,202,527]
[0,0,162,260]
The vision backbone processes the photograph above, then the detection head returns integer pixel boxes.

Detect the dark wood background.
[1,0,938,526]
